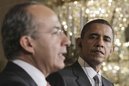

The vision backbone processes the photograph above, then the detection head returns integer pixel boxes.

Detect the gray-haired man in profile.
[0,1,70,86]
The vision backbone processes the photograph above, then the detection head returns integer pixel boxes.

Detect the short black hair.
[1,1,40,60]
[81,19,114,39]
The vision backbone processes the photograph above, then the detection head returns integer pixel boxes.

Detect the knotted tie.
[93,75,99,86]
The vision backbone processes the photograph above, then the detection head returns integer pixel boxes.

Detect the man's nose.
[62,33,71,46]
[96,38,104,47]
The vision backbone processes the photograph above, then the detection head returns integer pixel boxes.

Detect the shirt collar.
[78,57,101,78]
[13,59,47,86]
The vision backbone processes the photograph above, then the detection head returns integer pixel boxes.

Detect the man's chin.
[53,64,65,72]
[58,63,65,69]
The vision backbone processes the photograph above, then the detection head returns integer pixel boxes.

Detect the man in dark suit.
[47,19,114,86]
[0,1,70,86]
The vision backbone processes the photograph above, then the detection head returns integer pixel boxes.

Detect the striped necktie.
[93,75,99,86]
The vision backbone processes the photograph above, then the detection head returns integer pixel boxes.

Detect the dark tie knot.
[93,75,99,82]
[93,75,99,86]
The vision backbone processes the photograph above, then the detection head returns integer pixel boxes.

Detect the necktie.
[93,75,99,86]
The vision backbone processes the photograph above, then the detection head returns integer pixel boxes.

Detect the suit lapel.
[72,62,92,86]
[69,62,113,86]
[102,76,113,86]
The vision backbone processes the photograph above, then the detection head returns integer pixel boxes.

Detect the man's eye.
[89,35,98,39]
[104,37,111,42]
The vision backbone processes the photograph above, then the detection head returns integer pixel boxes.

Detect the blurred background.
[1,0,129,86]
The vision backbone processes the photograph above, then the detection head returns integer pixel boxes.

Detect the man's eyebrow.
[89,33,112,40]
[89,33,99,35]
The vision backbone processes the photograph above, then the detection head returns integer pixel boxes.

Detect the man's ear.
[76,37,82,48]
[20,36,34,54]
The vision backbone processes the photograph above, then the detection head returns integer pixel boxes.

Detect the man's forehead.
[85,24,113,35]
[26,4,56,17]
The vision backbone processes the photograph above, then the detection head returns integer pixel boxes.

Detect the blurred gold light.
[45,0,129,85]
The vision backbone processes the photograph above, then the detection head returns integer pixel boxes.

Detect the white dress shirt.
[13,59,47,86]
[78,57,102,86]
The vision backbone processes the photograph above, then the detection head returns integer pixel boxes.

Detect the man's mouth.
[93,50,104,55]
[59,53,66,60]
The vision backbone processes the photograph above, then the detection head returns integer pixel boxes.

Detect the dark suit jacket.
[47,61,114,86]
[0,62,37,86]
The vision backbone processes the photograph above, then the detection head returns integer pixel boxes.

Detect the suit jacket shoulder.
[47,61,114,86]
[47,61,91,86]
[0,62,37,86]
[102,76,114,86]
